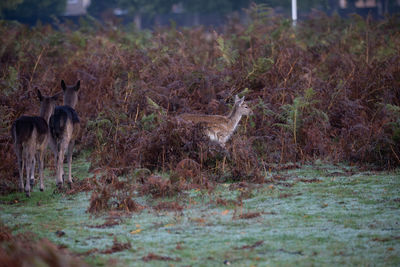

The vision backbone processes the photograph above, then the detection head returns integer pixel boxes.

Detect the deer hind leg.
[56,135,70,189]
[56,144,65,189]
[49,136,59,176]
[24,147,35,197]
[29,155,36,189]
[55,149,64,180]
[37,150,45,191]
[66,140,75,188]
[15,143,24,192]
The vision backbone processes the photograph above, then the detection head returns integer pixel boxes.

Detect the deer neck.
[227,105,243,133]
[39,106,54,124]
[64,93,77,109]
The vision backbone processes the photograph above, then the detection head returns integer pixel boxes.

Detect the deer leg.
[20,159,25,192]
[30,155,36,188]
[25,150,34,197]
[25,164,31,197]
[15,143,24,192]
[49,137,58,175]
[66,140,75,188]
[38,150,45,192]
[55,150,64,182]
[56,145,65,189]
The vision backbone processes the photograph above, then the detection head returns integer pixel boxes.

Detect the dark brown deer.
[11,90,60,197]
[49,80,81,189]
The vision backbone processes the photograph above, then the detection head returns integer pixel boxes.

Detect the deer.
[49,80,81,189]
[178,95,253,147]
[11,89,60,197]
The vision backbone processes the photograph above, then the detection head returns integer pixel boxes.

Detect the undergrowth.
[1,7,399,198]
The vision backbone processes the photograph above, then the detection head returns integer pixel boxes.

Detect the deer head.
[61,80,80,109]
[37,89,60,123]
[233,95,253,117]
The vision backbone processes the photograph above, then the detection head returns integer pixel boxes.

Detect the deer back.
[12,89,60,145]
[49,105,80,140]
[12,116,48,144]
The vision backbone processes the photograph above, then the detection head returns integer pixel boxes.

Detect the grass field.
[1,155,399,266]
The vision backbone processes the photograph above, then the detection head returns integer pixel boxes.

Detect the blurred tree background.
[0,0,398,26]
[87,0,336,16]
[0,0,66,22]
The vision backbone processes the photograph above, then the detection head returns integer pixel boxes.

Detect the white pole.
[292,0,297,26]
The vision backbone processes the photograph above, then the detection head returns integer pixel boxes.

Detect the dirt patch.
[101,238,132,254]
[213,197,239,207]
[372,236,400,242]
[229,181,250,190]
[235,211,262,220]
[88,213,123,228]
[153,201,184,212]
[142,253,181,262]
[239,240,264,250]
[278,193,293,198]
[138,175,182,198]
[271,175,291,181]
[298,178,322,183]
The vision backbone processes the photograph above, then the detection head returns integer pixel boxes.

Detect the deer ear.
[75,80,80,91]
[37,89,43,102]
[238,96,245,105]
[234,95,240,103]
[61,80,67,91]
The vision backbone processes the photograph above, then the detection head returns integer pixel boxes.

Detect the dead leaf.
[55,230,65,237]
[130,229,142,234]
[221,210,230,215]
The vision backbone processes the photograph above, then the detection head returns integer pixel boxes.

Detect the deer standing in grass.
[49,80,80,189]
[11,90,60,197]
[178,95,253,147]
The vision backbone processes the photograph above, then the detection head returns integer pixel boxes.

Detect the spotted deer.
[49,80,80,189]
[178,95,253,147]
[11,90,60,196]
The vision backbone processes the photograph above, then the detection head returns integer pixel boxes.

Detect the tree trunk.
[134,13,141,30]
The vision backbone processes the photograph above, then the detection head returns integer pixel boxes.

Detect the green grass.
[1,155,399,266]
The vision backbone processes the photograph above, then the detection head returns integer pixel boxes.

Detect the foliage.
[0,223,87,266]
[275,88,328,150]
[216,36,239,67]
[1,8,400,193]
